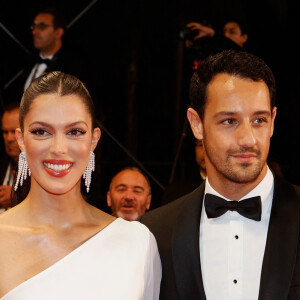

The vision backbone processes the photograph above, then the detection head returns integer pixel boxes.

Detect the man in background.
[23,7,67,90]
[0,102,20,213]
[3,7,92,105]
[107,167,152,221]
[186,19,248,50]
[161,138,206,205]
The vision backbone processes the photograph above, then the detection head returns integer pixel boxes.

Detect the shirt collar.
[205,166,274,207]
[40,53,53,60]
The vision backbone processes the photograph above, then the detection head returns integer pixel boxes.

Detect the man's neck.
[206,165,268,200]
[40,41,62,58]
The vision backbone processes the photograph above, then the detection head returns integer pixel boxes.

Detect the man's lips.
[43,160,73,177]
[120,203,136,210]
[231,153,257,163]
[232,153,257,158]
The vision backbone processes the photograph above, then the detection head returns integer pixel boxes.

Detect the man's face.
[31,13,58,53]
[195,140,206,171]
[188,74,276,188]
[2,108,20,161]
[107,170,151,221]
[223,22,247,47]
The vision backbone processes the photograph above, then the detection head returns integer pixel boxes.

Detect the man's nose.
[124,191,135,200]
[237,121,256,147]
[6,131,16,142]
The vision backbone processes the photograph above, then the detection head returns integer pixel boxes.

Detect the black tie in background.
[36,56,52,66]
[204,193,262,221]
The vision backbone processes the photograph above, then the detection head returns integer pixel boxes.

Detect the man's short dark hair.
[38,8,66,30]
[223,18,248,35]
[189,49,276,121]
[1,102,20,128]
[4,101,20,113]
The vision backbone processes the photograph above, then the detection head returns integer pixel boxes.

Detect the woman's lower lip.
[44,165,72,177]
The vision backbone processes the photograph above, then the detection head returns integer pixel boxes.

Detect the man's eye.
[67,129,86,136]
[253,117,266,124]
[133,190,142,194]
[30,129,50,136]
[222,119,236,125]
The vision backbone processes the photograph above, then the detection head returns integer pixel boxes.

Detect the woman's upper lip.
[43,159,73,164]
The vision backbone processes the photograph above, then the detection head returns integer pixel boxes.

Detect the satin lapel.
[172,182,207,300]
[259,176,300,300]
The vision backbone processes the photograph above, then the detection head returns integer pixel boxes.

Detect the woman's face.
[16,94,100,195]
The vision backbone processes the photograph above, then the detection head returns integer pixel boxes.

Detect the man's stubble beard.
[203,131,267,184]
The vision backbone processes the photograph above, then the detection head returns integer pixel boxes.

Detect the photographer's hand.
[186,22,215,40]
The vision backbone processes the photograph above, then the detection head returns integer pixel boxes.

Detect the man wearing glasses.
[19,7,91,97]
[23,8,66,90]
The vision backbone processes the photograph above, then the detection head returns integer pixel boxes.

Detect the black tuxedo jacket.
[0,155,10,185]
[2,47,94,106]
[141,176,300,300]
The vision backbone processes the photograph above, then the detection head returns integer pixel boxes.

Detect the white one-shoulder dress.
[1,218,161,300]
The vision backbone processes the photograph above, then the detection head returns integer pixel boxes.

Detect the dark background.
[1,0,300,211]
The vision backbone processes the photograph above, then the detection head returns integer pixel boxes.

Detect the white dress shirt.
[200,167,274,300]
[24,54,53,91]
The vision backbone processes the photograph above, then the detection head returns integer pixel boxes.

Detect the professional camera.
[179,27,198,41]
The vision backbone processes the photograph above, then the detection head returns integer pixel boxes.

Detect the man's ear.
[241,33,248,45]
[146,194,152,210]
[15,128,25,152]
[187,108,204,140]
[270,106,277,137]
[55,27,64,39]
[106,191,112,207]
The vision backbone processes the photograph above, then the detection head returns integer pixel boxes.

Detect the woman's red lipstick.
[43,160,73,177]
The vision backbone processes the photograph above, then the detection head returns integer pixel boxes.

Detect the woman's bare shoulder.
[0,203,25,226]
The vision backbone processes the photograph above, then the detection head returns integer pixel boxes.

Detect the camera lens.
[179,27,197,40]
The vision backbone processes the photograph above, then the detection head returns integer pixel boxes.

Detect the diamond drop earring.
[14,151,31,191]
[83,151,95,193]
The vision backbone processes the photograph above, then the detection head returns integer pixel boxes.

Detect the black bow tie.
[36,56,52,65]
[204,193,262,221]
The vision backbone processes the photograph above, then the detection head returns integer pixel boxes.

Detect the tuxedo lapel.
[259,176,300,300]
[172,183,207,300]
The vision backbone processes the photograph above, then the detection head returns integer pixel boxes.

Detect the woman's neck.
[21,182,91,229]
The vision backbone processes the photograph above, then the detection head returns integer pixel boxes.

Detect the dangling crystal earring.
[83,151,95,193]
[14,152,31,191]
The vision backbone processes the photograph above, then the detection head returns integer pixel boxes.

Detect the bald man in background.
[107,167,152,221]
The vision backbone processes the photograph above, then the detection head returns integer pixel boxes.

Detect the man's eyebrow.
[115,184,144,191]
[214,111,236,117]
[213,110,271,118]
[115,184,126,188]
[133,186,144,191]
[252,110,271,116]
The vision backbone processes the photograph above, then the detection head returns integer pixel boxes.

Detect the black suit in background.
[141,175,300,300]
[0,155,17,210]
[2,47,97,113]
[0,155,10,185]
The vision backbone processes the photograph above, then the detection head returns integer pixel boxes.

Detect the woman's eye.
[67,129,86,136]
[30,129,50,136]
